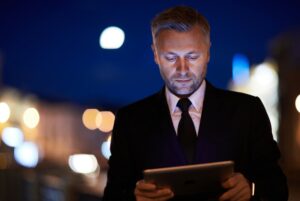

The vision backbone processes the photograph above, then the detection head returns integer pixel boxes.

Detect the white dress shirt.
[165,80,206,135]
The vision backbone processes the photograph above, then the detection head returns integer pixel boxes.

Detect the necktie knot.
[177,98,192,113]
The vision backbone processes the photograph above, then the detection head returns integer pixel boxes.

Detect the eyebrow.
[186,51,200,55]
[164,51,200,55]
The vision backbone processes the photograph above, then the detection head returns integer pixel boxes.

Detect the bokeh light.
[68,154,99,174]
[0,102,10,123]
[296,95,300,113]
[101,135,111,159]
[97,111,115,133]
[252,63,278,89]
[95,112,103,129]
[23,107,40,128]
[82,109,99,130]
[2,127,24,147]
[99,26,125,49]
[232,53,250,84]
[229,60,279,141]
[14,141,39,168]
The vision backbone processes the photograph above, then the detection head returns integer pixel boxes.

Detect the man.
[103,5,288,201]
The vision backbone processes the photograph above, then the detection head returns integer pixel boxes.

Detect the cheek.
[159,65,172,78]
[159,62,175,75]
[163,68,174,79]
[190,62,207,77]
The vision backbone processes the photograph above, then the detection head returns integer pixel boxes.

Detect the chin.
[174,90,194,98]
[168,84,195,97]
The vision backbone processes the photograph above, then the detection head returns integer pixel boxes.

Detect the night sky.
[1,0,299,109]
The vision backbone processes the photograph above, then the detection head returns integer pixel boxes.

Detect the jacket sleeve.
[249,97,288,201]
[102,109,137,201]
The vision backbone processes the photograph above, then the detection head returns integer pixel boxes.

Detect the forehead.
[154,25,209,51]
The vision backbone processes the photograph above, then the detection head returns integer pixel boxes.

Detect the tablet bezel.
[143,160,234,197]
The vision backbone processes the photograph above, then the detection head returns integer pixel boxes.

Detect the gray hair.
[151,5,210,41]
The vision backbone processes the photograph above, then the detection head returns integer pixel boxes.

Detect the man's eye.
[165,56,177,62]
[186,55,199,60]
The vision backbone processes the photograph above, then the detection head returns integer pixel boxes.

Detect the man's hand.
[219,173,251,201]
[134,180,174,201]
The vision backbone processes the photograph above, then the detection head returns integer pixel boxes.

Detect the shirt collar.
[165,80,206,113]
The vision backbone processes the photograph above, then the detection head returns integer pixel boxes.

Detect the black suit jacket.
[103,82,288,201]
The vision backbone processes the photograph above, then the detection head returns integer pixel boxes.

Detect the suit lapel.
[196,82,221,163]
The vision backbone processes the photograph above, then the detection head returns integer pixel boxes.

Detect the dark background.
[1,0,299,108]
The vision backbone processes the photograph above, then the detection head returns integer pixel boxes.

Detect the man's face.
[152,25,210,97]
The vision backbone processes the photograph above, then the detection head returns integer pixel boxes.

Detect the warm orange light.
[97,111,115,133]
[95,112,103,128]
[82,109,99,130]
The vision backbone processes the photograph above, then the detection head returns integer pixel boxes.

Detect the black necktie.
[177,98,197,163]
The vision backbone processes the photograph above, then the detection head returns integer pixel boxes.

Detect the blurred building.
[270,29,300,201]
[0,93,111,201]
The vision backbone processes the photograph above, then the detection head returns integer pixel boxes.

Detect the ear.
[151,44,159,65]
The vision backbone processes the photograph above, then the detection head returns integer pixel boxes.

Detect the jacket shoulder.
[204,82,265,115]
[117,90,163,116]
[211,84,260,104]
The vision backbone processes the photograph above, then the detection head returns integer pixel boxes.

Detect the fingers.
[136,180,157,191]
[135,180,174,201]
[219,183,250,201]
[219,173,251,201]
[135,187,172,199]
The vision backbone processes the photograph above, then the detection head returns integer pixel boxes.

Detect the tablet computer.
[143,160,234,197]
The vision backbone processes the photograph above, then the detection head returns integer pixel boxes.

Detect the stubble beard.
[166,73,204,98]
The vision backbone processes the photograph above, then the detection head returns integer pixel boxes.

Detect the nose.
[176,57,189,73]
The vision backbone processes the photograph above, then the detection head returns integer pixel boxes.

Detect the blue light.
[2,127,24,147]
[101,140,111,159]
[14,142,39,168]
[232,54,250,84]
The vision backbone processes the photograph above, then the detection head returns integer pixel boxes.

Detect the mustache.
[171,73,193,79]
